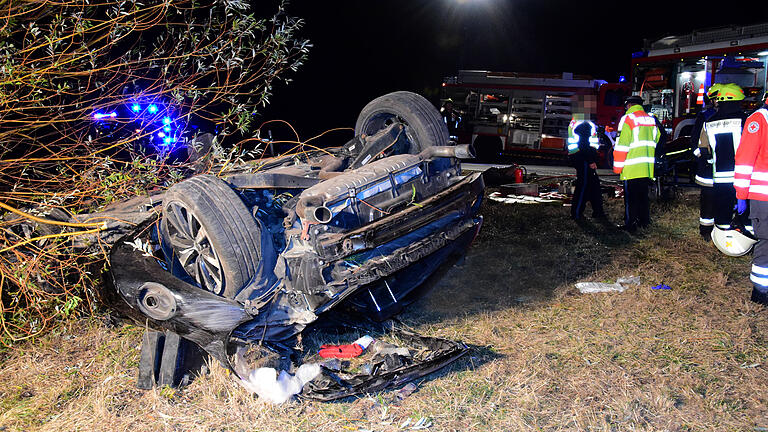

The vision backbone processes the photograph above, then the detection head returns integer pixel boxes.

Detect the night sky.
[259,0,768,144]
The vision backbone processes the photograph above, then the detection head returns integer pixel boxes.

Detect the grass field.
[1,189,767,431]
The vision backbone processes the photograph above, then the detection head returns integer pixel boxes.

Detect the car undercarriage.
[101,91,485,378]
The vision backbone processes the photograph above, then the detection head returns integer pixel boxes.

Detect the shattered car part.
[101,91,485,375]
[301,328,468,401]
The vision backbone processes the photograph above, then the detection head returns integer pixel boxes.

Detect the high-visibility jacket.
[613,105,659,180]
[567,116,598,155]
[734,106,768,201]
[698,106,746,185]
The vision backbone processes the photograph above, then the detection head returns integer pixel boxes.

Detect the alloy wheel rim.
[164,201,224,295]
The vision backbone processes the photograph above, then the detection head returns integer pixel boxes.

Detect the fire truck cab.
[631,23,768,140]
[441,70,629,162]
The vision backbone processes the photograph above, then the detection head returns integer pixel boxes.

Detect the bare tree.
[0,0,309,344]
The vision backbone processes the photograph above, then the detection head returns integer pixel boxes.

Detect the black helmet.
[624,95,644,106]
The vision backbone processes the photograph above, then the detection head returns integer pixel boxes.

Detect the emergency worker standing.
[614,95,660,232]
[698,83,748,231]
[441,99,461,138]
[693,84,721,237]
[734,91,768,305]
[568,97,605,220]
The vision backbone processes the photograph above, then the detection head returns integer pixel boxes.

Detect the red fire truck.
[630,23,768,141]
[441,70,629,162]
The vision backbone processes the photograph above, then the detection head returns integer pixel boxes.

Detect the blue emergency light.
[93,112,117,120]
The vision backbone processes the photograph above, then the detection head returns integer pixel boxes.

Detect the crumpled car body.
[102,91,485,371]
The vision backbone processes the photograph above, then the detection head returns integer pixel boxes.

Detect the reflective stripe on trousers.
[751,200,768,292]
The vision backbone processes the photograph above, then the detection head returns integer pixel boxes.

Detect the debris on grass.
[488,191,561,205]
[616,275,642,285]
[394,382,418,402]
[576,275,644,293]
[238,364,320,404]
[575,281,627,293]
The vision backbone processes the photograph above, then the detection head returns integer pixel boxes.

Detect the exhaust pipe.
[313,206,333,224]
[419,144,475,160]
[296,195,334,224]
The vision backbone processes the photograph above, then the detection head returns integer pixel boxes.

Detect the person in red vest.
[614,95,660,232]
[734,91,768,305]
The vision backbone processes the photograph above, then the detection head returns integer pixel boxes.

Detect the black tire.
[355,91,449,153]
[161,175,262,299]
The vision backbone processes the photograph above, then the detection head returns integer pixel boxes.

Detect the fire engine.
[631,23,768,141]
[441,70,629,162]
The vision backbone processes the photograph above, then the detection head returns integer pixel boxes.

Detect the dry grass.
[1,190,767,431]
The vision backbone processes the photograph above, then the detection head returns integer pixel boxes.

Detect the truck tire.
[355,91,449,154]
[160,175,262,298]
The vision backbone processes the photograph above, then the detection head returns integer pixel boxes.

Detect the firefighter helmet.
[711,224,756,257]
[706,83,722,98]
[714,83,745,102]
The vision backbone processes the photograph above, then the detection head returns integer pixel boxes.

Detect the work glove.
[736,199,748,215]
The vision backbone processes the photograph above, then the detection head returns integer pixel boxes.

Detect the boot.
[751,287,768,306]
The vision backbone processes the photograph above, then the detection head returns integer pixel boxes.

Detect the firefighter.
[614,95,660,232]
[734,91,768,305]
[441,99,461,137]
[568,96,605,220]
[698,83,748,232]
[692,84,722,238]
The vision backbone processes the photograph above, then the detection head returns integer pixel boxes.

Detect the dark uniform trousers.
[713,183,737,228]
[624,178,650,228]
[571,162,604,219]
[700,187,715,231]
[751,200,768,295]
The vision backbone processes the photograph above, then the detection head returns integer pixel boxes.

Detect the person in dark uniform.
[698,83,748,231]
[692,84,721,238]
[441,99,461,138]
[569,100,605,220]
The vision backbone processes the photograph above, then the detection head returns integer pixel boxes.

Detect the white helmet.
[711,225,756,257]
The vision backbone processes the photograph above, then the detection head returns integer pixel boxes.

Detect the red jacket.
[734,107,768,201]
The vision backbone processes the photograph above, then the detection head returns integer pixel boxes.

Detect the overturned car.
[104,91,485,371]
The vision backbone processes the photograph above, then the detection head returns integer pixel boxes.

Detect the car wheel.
[355,91,449,154]
[161,175,263,298]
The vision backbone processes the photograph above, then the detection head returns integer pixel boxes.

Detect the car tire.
[160,175,262,299]
[355,91,449,153]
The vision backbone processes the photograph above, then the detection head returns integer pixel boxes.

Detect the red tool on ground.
[318,343,364,359]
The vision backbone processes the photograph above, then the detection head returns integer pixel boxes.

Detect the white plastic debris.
[616,275,642,286]
[354,335,375,349]
[488,192,559,205]
[575,282,627,294]
[239,363,321,404]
